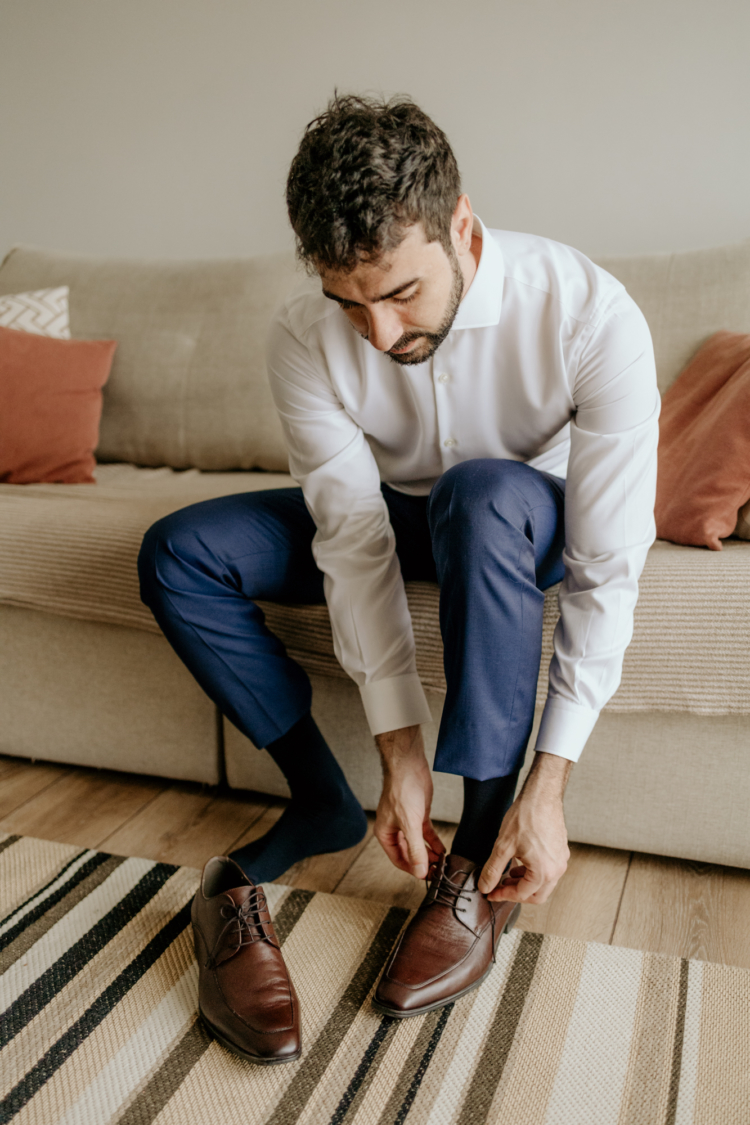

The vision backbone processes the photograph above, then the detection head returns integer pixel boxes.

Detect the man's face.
[319,223,466,366]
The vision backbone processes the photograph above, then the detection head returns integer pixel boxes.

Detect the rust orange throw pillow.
[0,326,116,484]
[656,331,750,550]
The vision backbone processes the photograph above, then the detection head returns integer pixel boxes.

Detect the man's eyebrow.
[322,277,421,306]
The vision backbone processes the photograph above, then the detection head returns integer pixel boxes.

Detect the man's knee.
[138,511,197,607]
[428,458,534,538]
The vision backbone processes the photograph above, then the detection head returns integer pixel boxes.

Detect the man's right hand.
[374,725,445,879]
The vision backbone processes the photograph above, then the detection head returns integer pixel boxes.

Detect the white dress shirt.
[266,218,660,763]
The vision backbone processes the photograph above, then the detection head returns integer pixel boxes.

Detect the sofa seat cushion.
[0,463,748,716]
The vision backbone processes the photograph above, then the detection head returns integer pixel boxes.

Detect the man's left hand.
[477,752,572,905]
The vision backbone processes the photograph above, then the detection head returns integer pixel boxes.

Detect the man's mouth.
[389,337,423,355]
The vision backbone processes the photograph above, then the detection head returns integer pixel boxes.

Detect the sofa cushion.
[596,238,750,395]
[655,331,750,549]
[0,327,116,484]
[0,464,748,717]
[0,247,300,472]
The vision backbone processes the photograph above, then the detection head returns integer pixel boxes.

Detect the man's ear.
[451,194,475,257]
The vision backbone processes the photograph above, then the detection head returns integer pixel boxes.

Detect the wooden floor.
[3,752,750,970]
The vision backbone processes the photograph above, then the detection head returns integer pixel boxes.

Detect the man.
[139,94,659,1057]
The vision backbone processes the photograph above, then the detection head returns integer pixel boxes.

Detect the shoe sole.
[199,1009,301,1065]
[371,903,522,1020]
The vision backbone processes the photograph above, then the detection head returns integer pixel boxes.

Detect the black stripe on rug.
[0,834,22,860]
[0,898,192,1122]
[0,861,177,1049]
[329,1015,397,1124]
[456,930,544,1125]
[265,905,410,1125]
[0,856,127,976]
[117,888,316,1125]
[393,1002,454,1124]
[665,958,690,1125]
[0,847,92,932]
[0,851,114,953]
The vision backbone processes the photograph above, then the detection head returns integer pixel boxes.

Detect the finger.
[375,830,414,875]
[422,819,446,859]
[487,869,544,903]
[477,844,515,895]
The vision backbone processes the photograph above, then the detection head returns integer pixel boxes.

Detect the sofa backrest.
[0,245,300,471]
[1,237,748,470]
[596,238,750,394]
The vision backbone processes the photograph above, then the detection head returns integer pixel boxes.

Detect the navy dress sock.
[451,772,520,869]
[229,713,368,884]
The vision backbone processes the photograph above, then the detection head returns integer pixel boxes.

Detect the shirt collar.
[450,215,504,331]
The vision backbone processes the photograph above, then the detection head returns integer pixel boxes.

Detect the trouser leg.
[427,458,566,781]
[138,488,322,750]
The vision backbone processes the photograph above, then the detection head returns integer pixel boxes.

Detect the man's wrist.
[521,750,573,802]
[375,725,426,773]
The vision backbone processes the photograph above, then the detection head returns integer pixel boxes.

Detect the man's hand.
[374,725,445,879]
[478,752,572,905]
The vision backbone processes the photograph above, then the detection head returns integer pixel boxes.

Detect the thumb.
[477,842,513,895]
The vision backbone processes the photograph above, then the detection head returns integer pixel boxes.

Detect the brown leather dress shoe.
[373,853,520,1018]
[191,856,301,1064]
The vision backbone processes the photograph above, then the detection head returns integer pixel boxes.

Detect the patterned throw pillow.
[0,286,70,338]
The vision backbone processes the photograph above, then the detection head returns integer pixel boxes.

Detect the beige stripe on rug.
[1,834,748,1125]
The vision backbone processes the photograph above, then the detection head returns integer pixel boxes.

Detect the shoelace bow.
[207,887,274,968]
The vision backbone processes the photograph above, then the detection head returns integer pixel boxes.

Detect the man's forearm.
[375,725,426,772]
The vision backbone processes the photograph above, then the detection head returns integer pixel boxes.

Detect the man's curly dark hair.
[286,93,462,274]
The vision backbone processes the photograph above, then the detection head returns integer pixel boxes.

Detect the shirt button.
[438,373,450,384]
[443,438,457,448]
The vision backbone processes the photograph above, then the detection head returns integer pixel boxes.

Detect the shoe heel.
[503,904,521,934]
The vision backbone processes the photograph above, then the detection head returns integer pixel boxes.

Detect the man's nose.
[365,306,403,352]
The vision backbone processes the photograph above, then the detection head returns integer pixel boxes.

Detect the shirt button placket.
[435,369,457,460]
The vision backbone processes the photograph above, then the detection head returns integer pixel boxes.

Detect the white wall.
[1,0,748,262]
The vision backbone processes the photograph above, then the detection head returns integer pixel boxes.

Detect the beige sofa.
[1,240,749,867]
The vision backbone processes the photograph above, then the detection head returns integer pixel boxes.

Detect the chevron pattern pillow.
[0,286,70,338]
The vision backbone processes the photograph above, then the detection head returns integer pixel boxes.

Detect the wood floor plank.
[0,761,68,822]
[0,754,27,780]
[612,852,750,968]
[335,820,457,911]
[101,783,271,869]
[0,765,165,849]
[515,843,632,944]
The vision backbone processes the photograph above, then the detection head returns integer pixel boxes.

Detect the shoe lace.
[428,864,499,964]
[207,886,274,967]
[429,869,472,915]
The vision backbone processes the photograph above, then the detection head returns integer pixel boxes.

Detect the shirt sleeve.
[533,295,661,763]
[266,312,432,735]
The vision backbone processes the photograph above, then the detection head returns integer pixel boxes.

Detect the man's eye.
[338,301,358,311]
[394,293,417,305]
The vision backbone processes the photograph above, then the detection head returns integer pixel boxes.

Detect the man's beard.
[385,250,465,367]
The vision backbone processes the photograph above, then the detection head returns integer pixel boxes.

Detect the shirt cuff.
[359,673,433,735]
[533,697,600,763]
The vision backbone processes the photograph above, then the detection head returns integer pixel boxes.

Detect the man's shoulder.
[273,275,339,342]
[488,227,626,325]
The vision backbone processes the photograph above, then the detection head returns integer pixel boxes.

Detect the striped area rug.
[2,835,749,1125]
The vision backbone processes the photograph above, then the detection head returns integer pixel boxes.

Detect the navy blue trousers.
[138,459,566,781]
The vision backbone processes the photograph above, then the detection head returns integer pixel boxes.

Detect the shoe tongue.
[224,884,265,912]
[444,853,477,886]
